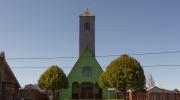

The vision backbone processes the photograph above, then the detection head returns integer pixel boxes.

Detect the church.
[60,10,109,99]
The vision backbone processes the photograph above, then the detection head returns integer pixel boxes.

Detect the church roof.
[80,8,94,16]
[67,48,103,83]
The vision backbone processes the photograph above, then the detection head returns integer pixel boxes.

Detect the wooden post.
[129,91,133,100]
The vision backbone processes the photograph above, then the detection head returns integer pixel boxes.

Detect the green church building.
[60,9,110,99]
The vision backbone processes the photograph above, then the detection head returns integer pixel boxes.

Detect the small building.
[19,84,49,100]
[0,52,21,100]
[147,86,173,93]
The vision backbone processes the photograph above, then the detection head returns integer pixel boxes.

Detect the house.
[0,52,21,100]
[19,84,49,100]
[147,86,173,93]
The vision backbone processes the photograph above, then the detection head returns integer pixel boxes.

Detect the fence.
[129,92,180,100]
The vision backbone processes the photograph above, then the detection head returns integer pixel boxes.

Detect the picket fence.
[129,92,180,100]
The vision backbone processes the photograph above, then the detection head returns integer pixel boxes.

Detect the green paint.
[60,49,109,99]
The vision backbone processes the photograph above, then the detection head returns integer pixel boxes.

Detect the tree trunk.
[56,90,60,100]
[123,83,127,100]
[51,90,60,100]
[123,91,127,100]
[115,90,118,100]
[52,90,56,100]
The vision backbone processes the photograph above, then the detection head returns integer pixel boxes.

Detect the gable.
[0,53,21,88]
[68,49,103,84]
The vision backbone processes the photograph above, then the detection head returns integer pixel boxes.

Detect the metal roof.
[80,8,94,16]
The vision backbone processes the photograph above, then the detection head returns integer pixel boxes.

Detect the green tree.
[38,65,68,100]
[99,54,146,99]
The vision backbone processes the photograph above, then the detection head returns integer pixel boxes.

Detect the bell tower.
[79,9,95,56]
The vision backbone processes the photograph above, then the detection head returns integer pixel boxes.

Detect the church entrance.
[72,82,102,99]
[80,82,93,99]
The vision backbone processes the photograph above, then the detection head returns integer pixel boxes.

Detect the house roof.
[147,86,173,93]
[23,84,44,92]
[0,52,21,88]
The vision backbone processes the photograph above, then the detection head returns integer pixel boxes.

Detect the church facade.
[60,10,108,99]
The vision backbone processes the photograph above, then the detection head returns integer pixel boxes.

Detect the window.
[83,67,92,77]
[84,22,90,32]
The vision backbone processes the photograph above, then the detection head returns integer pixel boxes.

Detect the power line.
[98,50,180,57]
[130,50,180,56]
[10,65,180,69]
[7,56,78,60]
[6,50,180,60]
[143,65,180,67]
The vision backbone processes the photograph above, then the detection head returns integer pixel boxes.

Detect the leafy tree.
[146,73,155,89]
[99,54,146,99]
[38,65,68,100]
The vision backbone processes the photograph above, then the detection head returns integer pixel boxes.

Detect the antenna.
[85,3,91,11]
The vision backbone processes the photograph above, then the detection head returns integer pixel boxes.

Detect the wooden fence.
[129,92,180,100]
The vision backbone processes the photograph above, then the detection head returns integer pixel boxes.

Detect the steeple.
[80,8,94,16]
[79,9,95,56]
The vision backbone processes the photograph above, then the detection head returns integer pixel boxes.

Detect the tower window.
[83,67,92,77]
[84,22,90,31]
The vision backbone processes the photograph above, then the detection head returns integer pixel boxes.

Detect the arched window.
[84,22,90,31]
[72,82,80,99]
[72,82,79,93]
[82,67,92,77]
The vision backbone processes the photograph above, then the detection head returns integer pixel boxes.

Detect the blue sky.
[0,0,180,90]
